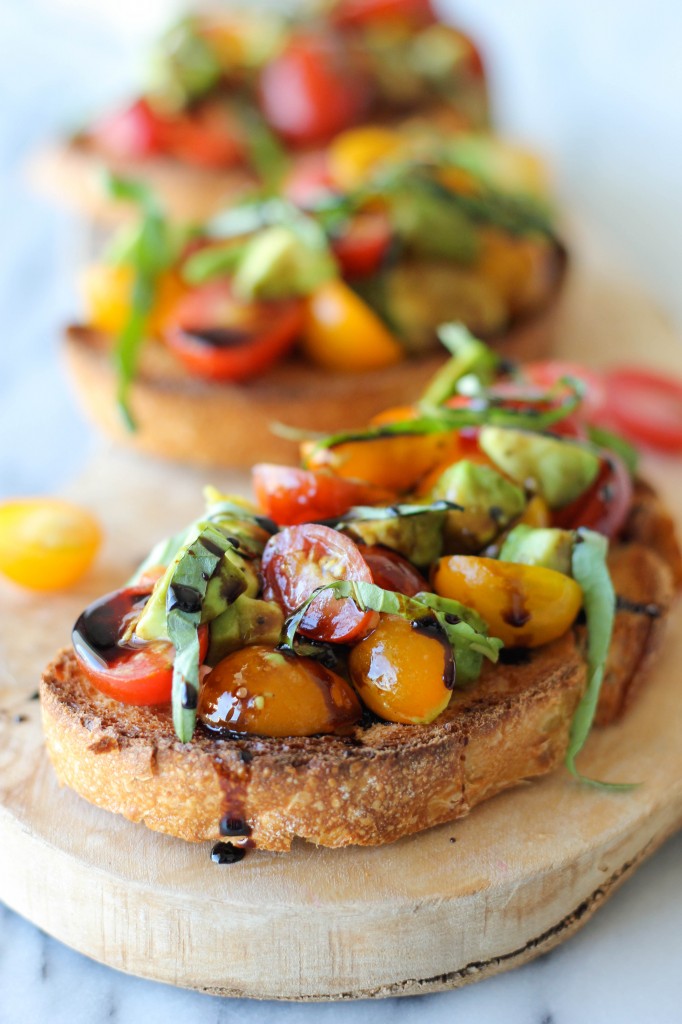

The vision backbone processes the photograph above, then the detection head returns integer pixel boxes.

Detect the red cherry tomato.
[284,151,335,206]
[600,367,682,453]
[331,213,392,278]
[521,361,607,422]
[333,0,436,28]
[252,464,396,525]
[72,586,208,705]
[161,100,245,169]
[261,524,378,642]
[552,453,633,539]
[362,545,429,596]
[259,34,366,145]
[164,280,305,381]
[93,98,167,159]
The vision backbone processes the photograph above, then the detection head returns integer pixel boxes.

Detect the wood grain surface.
[0,243,680,1000]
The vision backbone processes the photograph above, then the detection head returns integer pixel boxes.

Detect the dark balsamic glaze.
[501,585,531,629]
[211,752,255,864]
[499,647,532,666]
[220,815,253,838]
[411,615,456,690]
[199,536,226,558]
[28,690,40,701]
[181,683,198,710]
[211,842,247,865]
[615,595,662,618]
[185,327,253,349]
[167,582,203,615]
[72,588,151,671]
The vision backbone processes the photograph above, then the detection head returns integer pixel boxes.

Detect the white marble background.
[1,0,681,1021]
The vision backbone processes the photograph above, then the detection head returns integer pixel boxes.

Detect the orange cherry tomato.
[73,585,209,705]
[361,546,429,596]
[432,556,582,648]
[303,430,461,492]
[348,613,454,724]
[82,264,186,340]
[327,126,404,191]
[164,280,304,381]
[330,212,392,278]
[301,279,404,372]
[199,645,361,736]
[259,33,367,145]
[252,464,395,525]
[0,499,101,591]
[261,524,377,643]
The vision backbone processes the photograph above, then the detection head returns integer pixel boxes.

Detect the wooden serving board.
[0,244,681,1000]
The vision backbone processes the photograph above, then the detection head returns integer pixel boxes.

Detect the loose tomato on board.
[361,546,429,596]
[552,453,633,539]
[72,585,209,705]
[600,368,682,454]
[252,465,395,525]
[330,212,392,278]
[261,524,378,642]
[164,280,305,381]
[333,0,436,28]
[93,99,167,159]
[0,499,101,591]
[259,34,366,145]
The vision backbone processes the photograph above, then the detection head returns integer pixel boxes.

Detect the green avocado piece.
[479,427,600,508]
[233,224,336,301]
[390,177,480,263]
[499,525,574,576]
[207,597,285,666]
[344,510,446,567]
[428,460,526,553]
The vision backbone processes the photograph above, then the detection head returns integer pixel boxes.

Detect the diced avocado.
[344,509,446,567]
[207,597,285,666]
[428,460,526,553]
[479,427,600,508]
[499,525,574,576]
[390,178,480,263]
[233,225,336,301]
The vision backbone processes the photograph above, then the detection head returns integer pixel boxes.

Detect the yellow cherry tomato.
[517,495,551,528]
[432,556,582,648]
[81,265,186,339]
[303,430,461,492]
[301,279,404,372]
[477,230,556,315]
[327,126,405,191]
[348,614,454,724]
[0,499,102,591]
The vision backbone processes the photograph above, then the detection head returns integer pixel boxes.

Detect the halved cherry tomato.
[93,98,167,159]
[330,213,392,278]
[302,279,403,371]
[0,499,101,591]
[333,0,436,28]
[259,34,366,145]
[164,280,305,381]
[261,524,377,642]
[72,585,208,705]
[327,125,404,190]
[362,545,429,596]
[284,151,335,207]
[600,367,682,453]
[161,100,245,168]
[552,453,633,539]
[432,556,583,648]
[199,645,361,736]
[252,464,395,525]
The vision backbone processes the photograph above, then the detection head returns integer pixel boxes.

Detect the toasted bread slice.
[63,281,564,469]
[40,539,677,851]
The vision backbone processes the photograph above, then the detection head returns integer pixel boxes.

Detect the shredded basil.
[587,425,639,476]
[420,323,500,406]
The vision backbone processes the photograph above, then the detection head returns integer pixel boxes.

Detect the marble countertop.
[1,1,681,1021]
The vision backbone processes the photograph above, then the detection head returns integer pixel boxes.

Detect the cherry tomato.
[552,453,633,539]
[161,100,245,169]
[330,213,392,278]
[252,464,395,525]
[72,585,208,705]
[199,645,361,736]
[348,613,453,724]
[261,524,377,643]
[302,279,403,371]
[600,367,682,453]
[0,499,101,591]
[259,33,366,145]
[333,0,436,28]
[82,264,187,340]
[361,546,429,596]
[164,280,304,381]
[283,152,335,207]
[93,98,167,159]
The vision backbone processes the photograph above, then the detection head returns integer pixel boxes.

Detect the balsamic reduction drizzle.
[211,842,247,865]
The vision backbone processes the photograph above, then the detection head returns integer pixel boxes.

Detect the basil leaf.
[233,100,290,190]
[421,324,499,406]
[182,241,245,285]
[567,528,634,789]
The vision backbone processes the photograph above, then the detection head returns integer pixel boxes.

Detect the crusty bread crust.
[40,528,678,850]
[63,273,564,469]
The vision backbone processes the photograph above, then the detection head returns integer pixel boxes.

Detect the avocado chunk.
[344,509,447,567]
[428,460,526,553]
[233,224,336,301]
[499,525,574,576]
[207,597,285,666]
[479,427,600,508]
